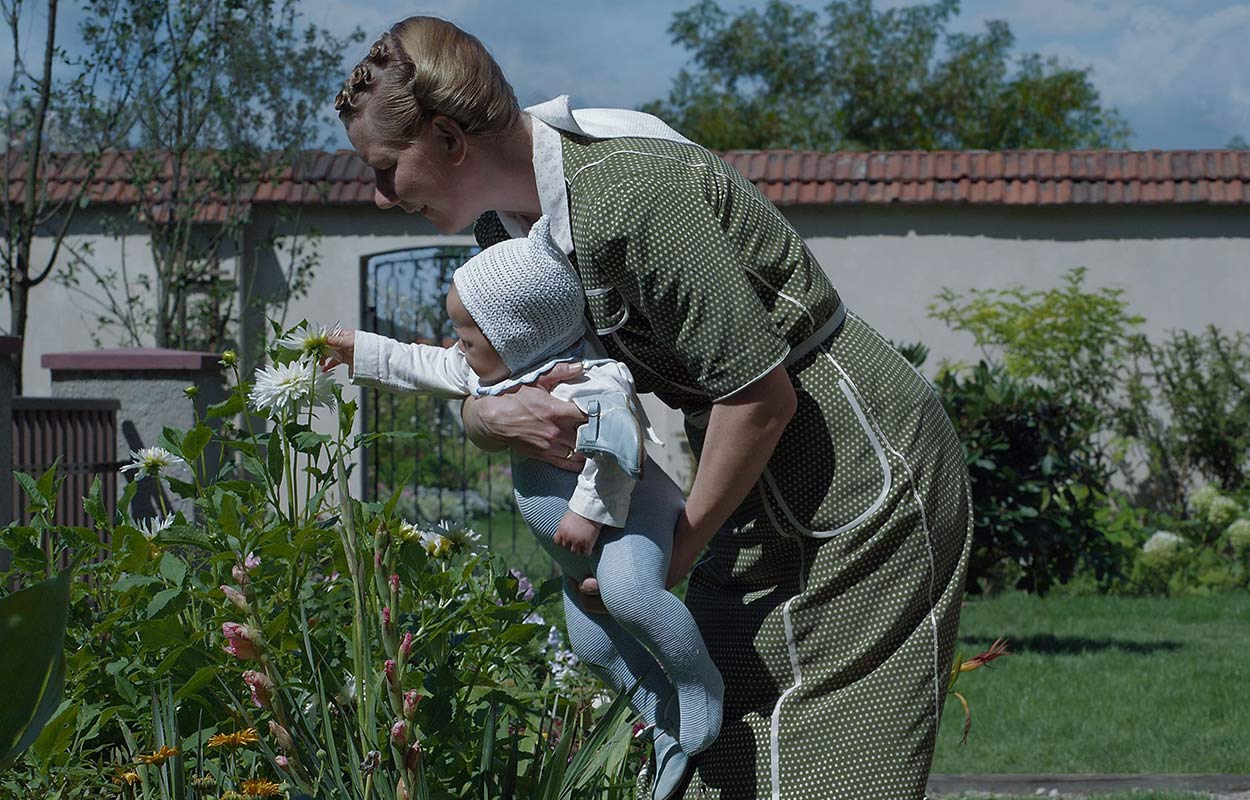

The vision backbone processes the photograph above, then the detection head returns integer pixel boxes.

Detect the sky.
[7,0,1250,151]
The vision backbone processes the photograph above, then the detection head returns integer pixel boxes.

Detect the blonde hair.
[335,17,520,142]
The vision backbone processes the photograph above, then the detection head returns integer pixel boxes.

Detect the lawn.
[931,592,1250,774]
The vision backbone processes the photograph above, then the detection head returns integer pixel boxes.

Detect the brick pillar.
[42,349,226,520]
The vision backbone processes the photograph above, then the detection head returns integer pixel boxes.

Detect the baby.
[335,217,721,800]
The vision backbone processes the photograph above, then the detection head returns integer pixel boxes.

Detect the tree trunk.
[9,276,27,395]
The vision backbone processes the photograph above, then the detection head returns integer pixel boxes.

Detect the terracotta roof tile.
[9,147,1249,212]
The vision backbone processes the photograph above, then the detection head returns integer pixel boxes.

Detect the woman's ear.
[431,115,468,166]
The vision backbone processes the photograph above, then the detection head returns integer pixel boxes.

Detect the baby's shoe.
[651,727,694,800]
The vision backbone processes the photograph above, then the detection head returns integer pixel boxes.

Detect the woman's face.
[348,115,479,234]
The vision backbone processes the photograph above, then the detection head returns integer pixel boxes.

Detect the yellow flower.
[207,728,261,749]
[111,771,141,786]
[136,745,180,765]
[239,778,284,797]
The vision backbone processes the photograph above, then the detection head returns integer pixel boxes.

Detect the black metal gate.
[361,246,543,570]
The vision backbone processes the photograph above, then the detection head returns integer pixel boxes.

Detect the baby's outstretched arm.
[554,509,602,556]
[323,329,474,398]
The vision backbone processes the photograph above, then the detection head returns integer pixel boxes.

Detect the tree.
[69,0,359,352]
[644,0,1131,151]
[1228,135,1249,150]
[0,0,140,391]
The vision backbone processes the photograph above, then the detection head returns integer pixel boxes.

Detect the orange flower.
[960,637,1011,672]
[240,778,284,797]
[111,771,141,786]
[207,728,261,749]
[136,745,180,765]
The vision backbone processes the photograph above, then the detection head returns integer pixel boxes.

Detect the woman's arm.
[461,362,590,468]
[669,364,796,586]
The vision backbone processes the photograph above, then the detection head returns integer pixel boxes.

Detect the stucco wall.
[10,202,1249,493]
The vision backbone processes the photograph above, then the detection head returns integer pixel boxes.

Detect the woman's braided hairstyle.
[335,16,520,142]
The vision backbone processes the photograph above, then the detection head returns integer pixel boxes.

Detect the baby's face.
[446,285,510,384]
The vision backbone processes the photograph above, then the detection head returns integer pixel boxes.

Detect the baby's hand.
[554,509,602,556]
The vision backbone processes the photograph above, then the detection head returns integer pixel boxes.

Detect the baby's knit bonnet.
[452,216,586,378]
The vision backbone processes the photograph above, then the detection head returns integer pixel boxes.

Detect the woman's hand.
[463,362,589,470]
[320,328,356,373]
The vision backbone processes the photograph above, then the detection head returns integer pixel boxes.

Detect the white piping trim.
[763,521,805,800]
[594,299,630,336]
[584,286,617,297]
[569,149,708,184]
[829,350,945,726]
[759,374,891,538]
[740,264,819,329]
[713,348,790,402]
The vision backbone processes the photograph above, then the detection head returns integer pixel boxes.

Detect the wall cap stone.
[42,348,221,372]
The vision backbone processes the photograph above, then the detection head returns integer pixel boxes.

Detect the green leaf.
[182,423,213,462]
[13,472,49,514]
[116,480,139,525]
[112,574,162,593]
[266,436,284,486]
[158,426,185,455]
[499,624,543,646]
[30,701,76,765]
[84,478,107,527]
[159,553,187,586]
[206,393,245,419]
[219,492,241,540]
[146,587,184,619]
[35,460,62,507]
[166,477,199,500]
[175,666,219,701]
[157,525,216,551]
[0,570,71,771]
[137,617,186,649]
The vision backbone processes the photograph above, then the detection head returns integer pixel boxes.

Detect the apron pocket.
[759,360,891,538]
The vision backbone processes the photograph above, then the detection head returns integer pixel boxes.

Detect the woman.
[333,16,972,800]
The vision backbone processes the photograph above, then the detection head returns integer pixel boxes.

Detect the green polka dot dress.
[476,134,973,800]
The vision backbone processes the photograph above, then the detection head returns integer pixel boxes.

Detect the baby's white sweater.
[351,330,648,528]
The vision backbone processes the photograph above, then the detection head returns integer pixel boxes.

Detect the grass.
[931,592,1250,774]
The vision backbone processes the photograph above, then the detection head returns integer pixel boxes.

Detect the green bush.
[933,360,1125,595]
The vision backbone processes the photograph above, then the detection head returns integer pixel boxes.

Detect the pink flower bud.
[220,584,250,612]
[384,659,398,688]
[374,551,383,568]
[222,622,260,661]
[269,720,294,750]
[405,740,422,771]
[399,632,413,661]
[276,755,289,769]
[382,606,391,627]
[403,689,422,720]
[232,563,250,586]
[390,719,407,747]
[242,669,273,708]
[389,573,400,593]
[244,551,261,570]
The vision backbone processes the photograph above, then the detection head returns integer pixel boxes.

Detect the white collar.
[495,95,693,256]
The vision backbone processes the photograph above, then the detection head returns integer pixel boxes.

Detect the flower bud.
[399,632,413,661]
[384,659,398,688]
[220,350,238,367]
[222,622,260,661]
[231,563,250,586]
[244,551,261,570]
[275,755,289,769]
[221,584,250,613]
[405,740,422,771]
[390,719,407,747]
[183,385,198,399]
[389,573,400,594]
[403,689,422,720]
[242,669,273,708]
[382,606,392,627]
[269,720,294,751]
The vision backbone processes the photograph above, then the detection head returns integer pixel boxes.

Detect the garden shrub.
[933,360,1125,595]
